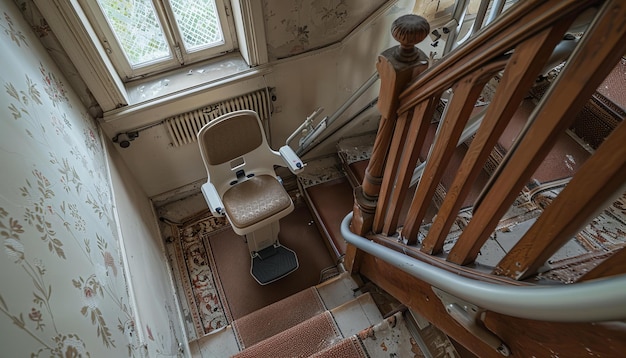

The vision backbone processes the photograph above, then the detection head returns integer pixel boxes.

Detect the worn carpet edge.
[170,219,230,338]
[357,311,426,357]
[309,336,368,358]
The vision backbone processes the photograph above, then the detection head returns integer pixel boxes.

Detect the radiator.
[164,88,273,147]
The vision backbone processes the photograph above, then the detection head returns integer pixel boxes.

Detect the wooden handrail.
[420,26,569,254]
[398,0,600,111]
[344,1,626,355]
[448,0,626,266]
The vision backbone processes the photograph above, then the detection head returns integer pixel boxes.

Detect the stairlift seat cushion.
[222,175,292,229]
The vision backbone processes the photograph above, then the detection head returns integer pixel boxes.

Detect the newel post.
[345,14,430,272]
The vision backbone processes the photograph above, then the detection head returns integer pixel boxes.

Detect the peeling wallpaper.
[263,0,387,60]
[0,1,183,356]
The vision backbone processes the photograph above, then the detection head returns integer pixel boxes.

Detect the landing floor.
[156,191,337,340]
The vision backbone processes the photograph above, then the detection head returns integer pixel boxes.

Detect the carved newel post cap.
[391,14,430,62]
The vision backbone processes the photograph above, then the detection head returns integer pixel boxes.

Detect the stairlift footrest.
[201,183,225,217]
[279,145,304,174]
[251,244,298,285]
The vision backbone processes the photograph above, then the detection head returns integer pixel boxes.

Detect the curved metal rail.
[341,212,626,323]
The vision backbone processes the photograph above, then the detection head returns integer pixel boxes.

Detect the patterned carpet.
[531,185,626,252]
[418,184,544,250]
[417,178,626,269]
[165,199,336,341]
[166,212,231,340]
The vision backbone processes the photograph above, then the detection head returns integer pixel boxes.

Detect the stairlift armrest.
[279,145,305,174]
[201,183,225,217]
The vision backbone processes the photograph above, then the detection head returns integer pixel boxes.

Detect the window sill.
[101,53,272,130]
[124,53,252,106]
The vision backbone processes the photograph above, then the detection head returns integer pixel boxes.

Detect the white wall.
[106,138,187,357]
[104,0,418,198]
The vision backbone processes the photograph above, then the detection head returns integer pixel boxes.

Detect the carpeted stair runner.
[189,272,360,357]
[233,287,325,348]
[189,274,413,357]
[232,293,383,358]
[233,311,342,358]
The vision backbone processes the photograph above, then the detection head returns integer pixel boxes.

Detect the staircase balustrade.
[344,0,626,356]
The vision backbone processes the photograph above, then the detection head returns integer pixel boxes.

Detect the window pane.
[96,0,171,67]
[170,0,224,52]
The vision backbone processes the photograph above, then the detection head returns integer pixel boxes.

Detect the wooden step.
[298,155,353,258]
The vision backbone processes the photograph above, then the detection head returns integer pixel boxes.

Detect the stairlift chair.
[197,110,305,285]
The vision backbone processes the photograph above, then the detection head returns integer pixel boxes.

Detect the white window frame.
[33,0,268,113]
[79,0,236,80]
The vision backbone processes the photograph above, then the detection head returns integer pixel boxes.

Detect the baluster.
[421,23,570,255]
[495,120,626,280]
[401,68,492,244]
[346,14,429,271]
[447,0,626,265]
[378,97,439,236]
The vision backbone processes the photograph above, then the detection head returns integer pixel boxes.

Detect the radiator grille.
[164,88,272,147]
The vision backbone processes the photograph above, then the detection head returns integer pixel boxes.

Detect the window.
[81,0,236,80]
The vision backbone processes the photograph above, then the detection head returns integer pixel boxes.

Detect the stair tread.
[233,310,341,358]
[189,272,359,357]
[233,286,325,349]
[233,292,381,358]
[303,177,354,257]
[311,311,426,358]
[331,293,383,338]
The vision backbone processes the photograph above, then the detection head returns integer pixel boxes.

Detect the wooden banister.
[494,120,626,279]
[346,0,626,356]
[421,24,571,254]
[447,0,626,265]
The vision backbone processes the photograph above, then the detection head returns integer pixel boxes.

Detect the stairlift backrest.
[197,110,285,197]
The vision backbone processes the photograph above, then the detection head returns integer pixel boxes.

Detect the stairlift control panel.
[279,145,305,174]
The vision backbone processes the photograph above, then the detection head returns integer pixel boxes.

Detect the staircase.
[188,272,455,357]
[185,1,626,356]
[296,1,626,357]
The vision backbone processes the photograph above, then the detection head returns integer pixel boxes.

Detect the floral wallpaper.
[0,1,183,357]
[263,0,387,60]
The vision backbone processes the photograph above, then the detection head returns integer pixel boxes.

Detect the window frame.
[33,0,268,113]
[79,0,237,81]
